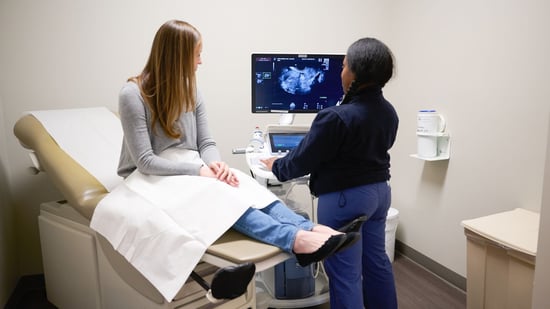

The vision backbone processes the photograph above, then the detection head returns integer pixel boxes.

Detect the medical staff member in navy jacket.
[262,37,399,309]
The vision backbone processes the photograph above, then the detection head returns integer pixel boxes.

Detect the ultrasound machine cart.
[242,124,331,308]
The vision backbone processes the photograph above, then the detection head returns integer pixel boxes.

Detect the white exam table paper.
[91,149,278,301]
[92,166,278,301]
[28,107,123,191]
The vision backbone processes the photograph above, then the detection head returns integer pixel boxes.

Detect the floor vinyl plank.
[393,254,466,309]
[286,253,466,309]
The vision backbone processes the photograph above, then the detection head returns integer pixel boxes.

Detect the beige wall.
[1,0,549,305]
[385,0,550,277]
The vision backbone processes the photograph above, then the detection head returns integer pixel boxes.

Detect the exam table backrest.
[13,114,108,220]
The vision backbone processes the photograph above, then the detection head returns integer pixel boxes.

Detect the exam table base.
[38,200,256,309]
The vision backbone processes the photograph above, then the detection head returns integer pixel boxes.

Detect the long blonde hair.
[130,20,201,138]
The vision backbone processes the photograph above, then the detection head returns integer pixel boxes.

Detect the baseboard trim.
[396,240,466,292]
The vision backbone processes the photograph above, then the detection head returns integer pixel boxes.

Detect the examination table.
[13,108,290,309]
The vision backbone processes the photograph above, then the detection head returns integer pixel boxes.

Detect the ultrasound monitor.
[252,53,345,114]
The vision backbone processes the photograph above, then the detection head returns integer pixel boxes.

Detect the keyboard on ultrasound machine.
[249,153,287,169]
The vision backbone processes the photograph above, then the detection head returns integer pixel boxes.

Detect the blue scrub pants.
[318,181,397,309]
[232,201,314,253]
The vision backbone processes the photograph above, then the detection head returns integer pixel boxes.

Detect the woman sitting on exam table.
[116,19,359,267]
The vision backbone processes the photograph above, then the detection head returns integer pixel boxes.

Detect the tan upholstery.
[14,114,106,220]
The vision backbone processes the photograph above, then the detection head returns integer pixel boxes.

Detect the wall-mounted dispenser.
[410,109,450,161]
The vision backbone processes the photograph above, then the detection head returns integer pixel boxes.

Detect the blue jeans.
[232,201,314,253]
[318,181,397,309]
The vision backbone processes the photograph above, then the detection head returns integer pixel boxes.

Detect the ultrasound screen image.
[279,66,324,95]
[252,54,344,113]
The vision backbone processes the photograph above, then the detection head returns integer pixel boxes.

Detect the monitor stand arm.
[279,114,295,125]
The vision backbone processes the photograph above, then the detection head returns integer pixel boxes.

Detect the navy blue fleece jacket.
[271,86,398,196]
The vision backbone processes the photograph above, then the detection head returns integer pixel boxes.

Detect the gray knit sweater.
[117,82,221,178]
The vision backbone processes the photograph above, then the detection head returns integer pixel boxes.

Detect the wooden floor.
[302,253,466,309]
[6,253,465,309]
[392,253,466,309]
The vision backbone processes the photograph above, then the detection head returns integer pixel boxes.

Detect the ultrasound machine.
[241,53,344,308]
[246,52,344,176]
